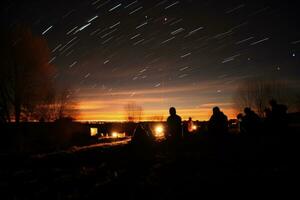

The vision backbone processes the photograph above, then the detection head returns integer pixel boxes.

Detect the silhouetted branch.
[233,78,295,116]
[124,102,143,122]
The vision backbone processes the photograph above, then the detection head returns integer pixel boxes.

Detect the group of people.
[237,99,288,137]
[165,106,229,141]
[165,99,288,142]
[132,99,288,147]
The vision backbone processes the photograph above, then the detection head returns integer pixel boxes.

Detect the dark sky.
[1,0,300,120]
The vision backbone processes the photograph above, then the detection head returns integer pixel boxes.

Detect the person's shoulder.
[167,116,173,122]
[224,115,228,121]
[254,113,260,118]
[221,112,228,118]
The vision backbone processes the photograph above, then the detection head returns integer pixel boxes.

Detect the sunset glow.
[77,104,237,122]
[76,83,238,121]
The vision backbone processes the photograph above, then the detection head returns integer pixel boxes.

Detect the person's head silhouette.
[237,113,243,121]
[213,106,220,115]
[244,107,251,115]
[169,107,176,116]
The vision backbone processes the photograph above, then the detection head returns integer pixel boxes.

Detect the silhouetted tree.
[234,78,294,116]
[0,26,54,123]
[34,88,79,121]
[53,88,79,120]
[124,102,143,122]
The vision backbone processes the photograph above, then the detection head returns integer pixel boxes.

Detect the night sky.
[1,0,300,121]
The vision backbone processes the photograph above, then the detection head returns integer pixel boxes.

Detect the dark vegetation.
[0,26,77,124]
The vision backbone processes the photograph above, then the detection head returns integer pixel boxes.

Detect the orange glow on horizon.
[75,84,238,122]
[76,107,237,122]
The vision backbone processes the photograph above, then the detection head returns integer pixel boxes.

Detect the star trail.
[1,0,300,121]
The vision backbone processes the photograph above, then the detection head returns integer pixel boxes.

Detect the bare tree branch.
[124,102,143,122]
[233,78,296,116]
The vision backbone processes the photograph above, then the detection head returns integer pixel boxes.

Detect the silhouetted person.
[263,108,273,135]
[269,100,288,125]
[242,107,261,136]
[187,117,194,133]
[166,107,182,143]
[267,99,288,137]
[237,113,246,135]
[264,107,272,119]
[130,124,154,172]
[131,123,154,146]
[208,107,228,136]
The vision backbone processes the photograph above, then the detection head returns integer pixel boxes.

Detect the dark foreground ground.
[1,130,300,199]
